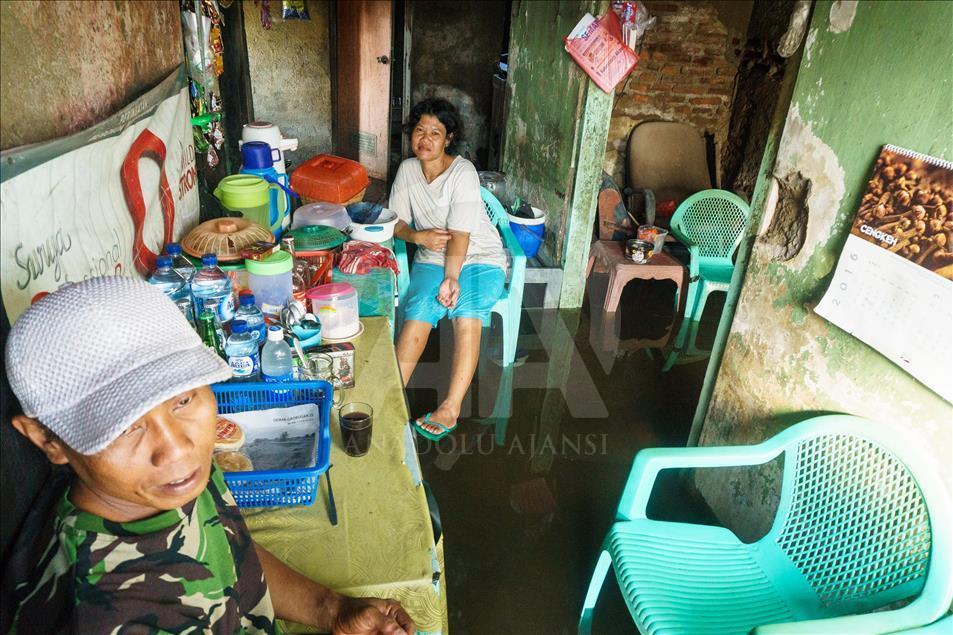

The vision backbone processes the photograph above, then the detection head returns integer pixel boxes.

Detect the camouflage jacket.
[7,466,277,634]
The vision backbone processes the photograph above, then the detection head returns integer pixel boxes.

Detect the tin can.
[625,239,654,264]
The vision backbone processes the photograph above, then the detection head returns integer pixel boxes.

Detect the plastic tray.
[211,380,332,508]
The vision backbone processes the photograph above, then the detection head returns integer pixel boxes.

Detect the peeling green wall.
[502,0,594,265]
[696,1,953,541]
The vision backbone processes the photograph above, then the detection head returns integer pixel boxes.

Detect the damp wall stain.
[695,0,953,542]
[501,0,594,264]
[0,1,182,150]
[242,1,332,161]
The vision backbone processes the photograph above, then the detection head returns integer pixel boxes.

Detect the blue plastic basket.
[211,379,333,508]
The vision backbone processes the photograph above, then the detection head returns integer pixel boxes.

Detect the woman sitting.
[389,98,507,440]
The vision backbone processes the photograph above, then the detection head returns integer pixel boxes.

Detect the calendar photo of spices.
[850,146,953,280]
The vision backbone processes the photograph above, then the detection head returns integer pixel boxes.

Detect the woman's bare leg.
[396,319,433,385]
[419,317,482,433]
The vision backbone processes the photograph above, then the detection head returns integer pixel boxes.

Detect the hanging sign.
[0,66,199,323]
[815,145,953,403]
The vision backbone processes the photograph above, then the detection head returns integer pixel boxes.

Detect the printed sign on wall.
[816,145,953,403]
[0,66,199,323]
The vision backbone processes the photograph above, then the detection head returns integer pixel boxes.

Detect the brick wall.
[603,1,744,185]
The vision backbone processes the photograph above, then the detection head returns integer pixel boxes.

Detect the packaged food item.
[241,241,279,261]
[215,450,254,472]
[314,343,355,388]
[215,417,246,450]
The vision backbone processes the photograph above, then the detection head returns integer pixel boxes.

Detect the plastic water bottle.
[225,320,260,380]
[192,253,234,326]
[235,293,266,343]
[164,243,196,283]
[261,326,293,382]
[149,255,194,326]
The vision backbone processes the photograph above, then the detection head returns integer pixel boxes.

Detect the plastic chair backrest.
[670,189,749,260]
[481,187,508,228]
[770,429,934,614]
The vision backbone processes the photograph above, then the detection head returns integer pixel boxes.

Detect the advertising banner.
[0,66,199,322]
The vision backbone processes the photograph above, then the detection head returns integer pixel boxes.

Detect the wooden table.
[242,317,447,634]
[586,239,688,349]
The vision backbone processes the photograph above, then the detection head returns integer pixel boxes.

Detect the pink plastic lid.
[306,282,355,301]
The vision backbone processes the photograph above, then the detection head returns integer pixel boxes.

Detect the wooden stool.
[586,240,687,315]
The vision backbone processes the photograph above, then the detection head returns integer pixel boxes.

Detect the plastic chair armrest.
[393,236,410,301]
[617,443,784,521]
[499,224,527,284]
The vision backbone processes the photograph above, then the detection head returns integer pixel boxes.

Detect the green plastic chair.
[662,189,750,371]
[394,187,526,366]
[578,415,953,635]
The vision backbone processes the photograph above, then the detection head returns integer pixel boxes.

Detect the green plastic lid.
[245,250,293,275]
[214,174,270,209]
[288,225,347,250]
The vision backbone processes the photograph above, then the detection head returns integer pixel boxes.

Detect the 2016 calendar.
[816,145,953,403]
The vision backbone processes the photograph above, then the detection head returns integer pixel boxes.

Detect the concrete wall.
[410,0,508,167]
[0,0,182,150]
[242,0,332,163]
[603,1,750,186]
[696,1,953,542]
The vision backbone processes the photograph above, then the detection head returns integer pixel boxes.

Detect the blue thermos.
[240,141,298,231]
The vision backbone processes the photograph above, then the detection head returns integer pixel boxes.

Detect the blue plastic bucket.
[508,207,546,258]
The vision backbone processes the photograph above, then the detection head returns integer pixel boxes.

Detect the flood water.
[407,275,723,634]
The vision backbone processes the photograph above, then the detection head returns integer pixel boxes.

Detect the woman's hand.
[437,277,460,309]
[413,228,452,252]
[331,596,416,635]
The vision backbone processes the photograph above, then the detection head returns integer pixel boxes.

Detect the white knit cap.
[5,275,232,455]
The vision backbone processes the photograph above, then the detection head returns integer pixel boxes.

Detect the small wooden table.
[586,240,688,349]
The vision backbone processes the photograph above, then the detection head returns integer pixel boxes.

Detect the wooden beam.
[559,79,613,308]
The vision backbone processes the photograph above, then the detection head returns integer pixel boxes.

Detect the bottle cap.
[240,293,256,306]
[156,255,172,268]
[201,253,218,266]
[165,243,182,255]
[231,320,248,333]
[267,326,284,342]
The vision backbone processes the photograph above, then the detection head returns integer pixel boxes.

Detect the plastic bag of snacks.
[282,0,310,20]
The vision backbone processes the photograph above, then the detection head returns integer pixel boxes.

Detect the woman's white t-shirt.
[388,156,507,271]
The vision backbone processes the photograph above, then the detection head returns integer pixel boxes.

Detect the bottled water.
[191,253,234,326]
[149,255,194,326]
[235,293,266,343]
[261,326,293,382]
[164,243,196,283]
[225,320,260,380]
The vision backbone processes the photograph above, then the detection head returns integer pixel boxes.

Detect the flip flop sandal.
[412,413,457,441]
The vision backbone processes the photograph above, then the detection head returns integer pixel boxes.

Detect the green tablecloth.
[241,317,446,633]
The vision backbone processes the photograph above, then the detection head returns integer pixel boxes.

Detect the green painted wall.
[502,0,594,266]
[695,1,953,541]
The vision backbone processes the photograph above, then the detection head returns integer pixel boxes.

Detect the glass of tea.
[338,402,373,457]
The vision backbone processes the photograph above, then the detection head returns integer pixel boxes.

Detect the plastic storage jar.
[306,283,359,339]
[246,250,293,320]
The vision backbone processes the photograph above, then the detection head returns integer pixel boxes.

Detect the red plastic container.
[291,154,369,204]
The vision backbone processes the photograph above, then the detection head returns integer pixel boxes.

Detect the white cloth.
[388,157,507,271]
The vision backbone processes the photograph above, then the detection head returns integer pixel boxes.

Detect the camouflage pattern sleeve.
[8,467,277,634]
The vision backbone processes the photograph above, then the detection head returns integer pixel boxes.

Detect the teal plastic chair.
[578,415,953,635]
[662,189,749,371]
[394,187,526,366]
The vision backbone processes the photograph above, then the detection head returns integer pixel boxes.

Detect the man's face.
[59,386,219,521]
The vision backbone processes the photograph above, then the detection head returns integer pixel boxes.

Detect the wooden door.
[334,0,392,181]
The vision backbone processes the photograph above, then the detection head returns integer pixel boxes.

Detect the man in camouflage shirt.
[3,277,416,634]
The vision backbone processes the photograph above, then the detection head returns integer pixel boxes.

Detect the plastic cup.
[338,402,373,457]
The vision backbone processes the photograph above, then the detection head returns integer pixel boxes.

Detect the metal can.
[625,239,654,264]
[281,235,296,257]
